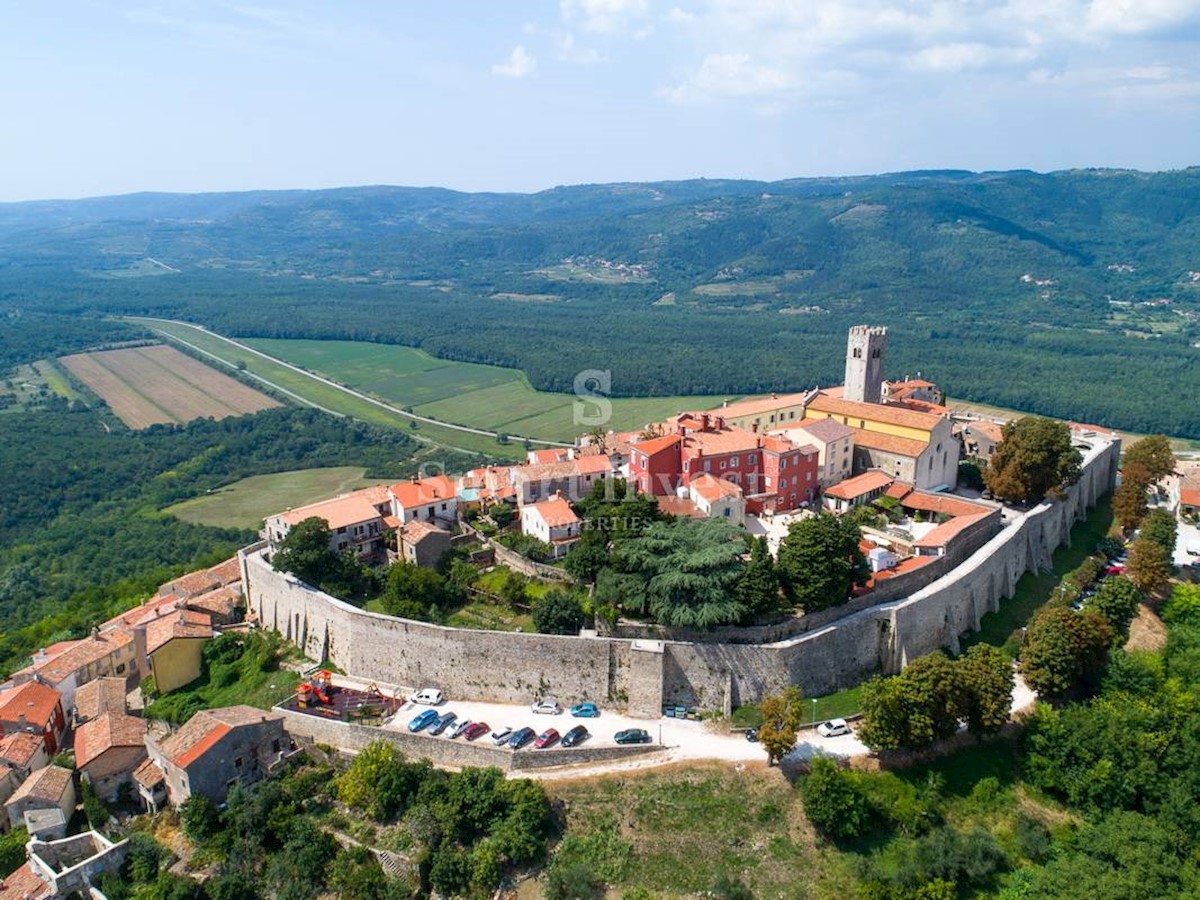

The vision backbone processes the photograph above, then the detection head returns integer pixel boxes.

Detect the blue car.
[508,727,536,749]
[408,709,439,732]
[428,712,457,736]
[570,702,600,718]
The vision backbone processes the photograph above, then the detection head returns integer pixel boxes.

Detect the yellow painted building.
[802,392,939,442]
[145,610,213,694]
[709,392,810,432]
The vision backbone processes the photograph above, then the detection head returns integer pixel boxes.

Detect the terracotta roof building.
[5,766,75,832]
[0,733,48,780]
[74,713,148,804]
[521,496,582,559]
[73,678,128,726]
[13,630,135,715]
[144,706,289,807]
[265,488,388,559]
[0,683,66,756]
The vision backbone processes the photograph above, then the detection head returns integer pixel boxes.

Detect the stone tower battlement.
[844,325,888,404]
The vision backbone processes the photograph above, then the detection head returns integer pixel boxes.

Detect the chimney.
[700,413,710,431]
[716,416,726,430]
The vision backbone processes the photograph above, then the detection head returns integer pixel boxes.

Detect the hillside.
[2,168,1200,435]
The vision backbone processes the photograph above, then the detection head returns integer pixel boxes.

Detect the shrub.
[801,757,873,841]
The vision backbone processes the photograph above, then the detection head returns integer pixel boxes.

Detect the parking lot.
[323,674,871,771]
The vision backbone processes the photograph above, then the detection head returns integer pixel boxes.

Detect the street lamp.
[811,697,818,727]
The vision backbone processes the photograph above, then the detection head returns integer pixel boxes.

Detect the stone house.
[398,520,452,569]
[13,630,136,711]
[72,678,127,728]
[73,713,148,804]
[0,733,48,783]
[5,766,75,832]
[141,706,288,807]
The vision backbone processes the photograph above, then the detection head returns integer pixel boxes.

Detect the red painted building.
[629,414,818,513]
[0,680,67,756]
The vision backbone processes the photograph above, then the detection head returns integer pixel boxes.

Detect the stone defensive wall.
[244,434,1118,716]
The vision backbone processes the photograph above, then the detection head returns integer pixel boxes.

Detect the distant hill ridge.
[2,167,1200,437]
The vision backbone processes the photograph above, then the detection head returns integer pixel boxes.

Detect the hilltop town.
[3,324,1193,899]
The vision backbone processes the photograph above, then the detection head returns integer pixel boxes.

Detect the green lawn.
[962,496,1115,654]
[164,466,378,530]
[731,684,865,730]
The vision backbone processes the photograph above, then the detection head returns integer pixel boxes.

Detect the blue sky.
[2,1,1199,201]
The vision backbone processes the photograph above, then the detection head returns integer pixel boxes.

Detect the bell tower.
[844,325,888,404]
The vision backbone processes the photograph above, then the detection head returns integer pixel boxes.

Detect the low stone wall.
[248,436,1118,714]
[277,707,658,770]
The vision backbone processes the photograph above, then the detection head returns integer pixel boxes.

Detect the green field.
[242,337,725,442]
[164,466,380,530]
[127,319,523,458]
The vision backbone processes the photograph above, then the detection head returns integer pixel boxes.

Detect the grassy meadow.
[164,466,379,530]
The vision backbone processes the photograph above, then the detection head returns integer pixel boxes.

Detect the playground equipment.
[296,670,335,708]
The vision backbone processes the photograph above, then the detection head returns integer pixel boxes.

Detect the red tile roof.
[400,520,449,543]
[823,471,894,501]
[145,609,213,655]
[709,392,811,419]
[630,433,681,457]
[657,497,704,518]
[389,475,457,510]
[806,391,943,431]
[0,732,44,769]
[74,678,128,722]
[913,513,993,548]
[132,758,165,790]
[849,429,929,458]
[158,706,281,769]
[528,448,571,464]
[0,682,61,730]
[8,765,72,805]
[32,630,134,686]
[0,862,53,900]
[785,417,855,444]
[1180,483,1200,508]
[74,713,146,768]
[690,473,743,503]
[172,722,231,769]
[527,496,580,528]
[900,491,990,519]
[278,492,381,529]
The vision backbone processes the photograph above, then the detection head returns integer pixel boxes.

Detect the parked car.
[407,709,439,733]
[534,728,560,749]
[428,712,457,736]
[1104,564,1126,576]
[448,718,472,739]
[561,725,590,747]
[531,697,562,715]
[744,728,759,742]
[465,722,490,741]
[569,702,600,718]
[508,727,536,749]
[816,718,852,738]
[490,726,513,746]
[614,728,652,745]
[412,688,444,706]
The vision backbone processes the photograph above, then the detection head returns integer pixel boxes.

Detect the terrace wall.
[247,436,1118,714]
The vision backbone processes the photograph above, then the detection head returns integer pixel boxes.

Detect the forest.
[1,168,1200,435]
[0,405,477,676]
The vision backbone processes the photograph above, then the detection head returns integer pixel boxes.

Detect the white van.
[412,688,444,706]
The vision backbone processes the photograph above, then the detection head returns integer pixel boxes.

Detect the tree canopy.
[1020,606,1113,699]
[776,514,869,613]
[984,417,1082,505]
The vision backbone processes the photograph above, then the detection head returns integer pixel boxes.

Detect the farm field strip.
[60,345,279,429]
[128,319,528,458]
[60,351,173,428]
[244,337,728,441]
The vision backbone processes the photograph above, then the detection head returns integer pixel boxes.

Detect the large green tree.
[532,588,586,635]
[381,561,463,621]
[1020,606,1113,698]
[1089,577,1143,642]
[956,644,1015,739]
[608,518,748,628]
[757,686,805,765]
[1125,538,1173,596]
[1122,435,1176,484]
[801,757,873,841]
[271,517,339,585]
[1112,481,1149,531]
[736,536,784,621]
[777,514,869,613]
[1140,508,1178,558]
[984,417,1082,505]
[858,653,965,753]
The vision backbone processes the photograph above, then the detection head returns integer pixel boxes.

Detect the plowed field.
[60,344,279,428]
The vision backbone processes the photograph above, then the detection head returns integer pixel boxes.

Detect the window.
[235,757,243,769]
[764,476,772,488]
[337,526,347,534]
[779,477,787,489]
[116,663,126,674]
[853,347,862,359]
[769,414,776,423]
[723,508,731,517]
[272,738,281,753]
[748,454,756,464]
[789,411,795,419]
[440,502,447,511]
[730,456,739,466]
[720,460,727,469]
[704,460,711,471]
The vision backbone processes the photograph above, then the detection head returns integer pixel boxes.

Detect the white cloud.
[492,44,537,78]
[560,0,651,35]
[558,33,606,63]
[655,0,1200,106]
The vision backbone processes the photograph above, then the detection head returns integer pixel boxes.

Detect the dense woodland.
[0,405,475,675]
[1,169,1200,435]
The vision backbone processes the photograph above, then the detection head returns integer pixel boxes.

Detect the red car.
[464,722,490,741]
[534,728,560,749]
